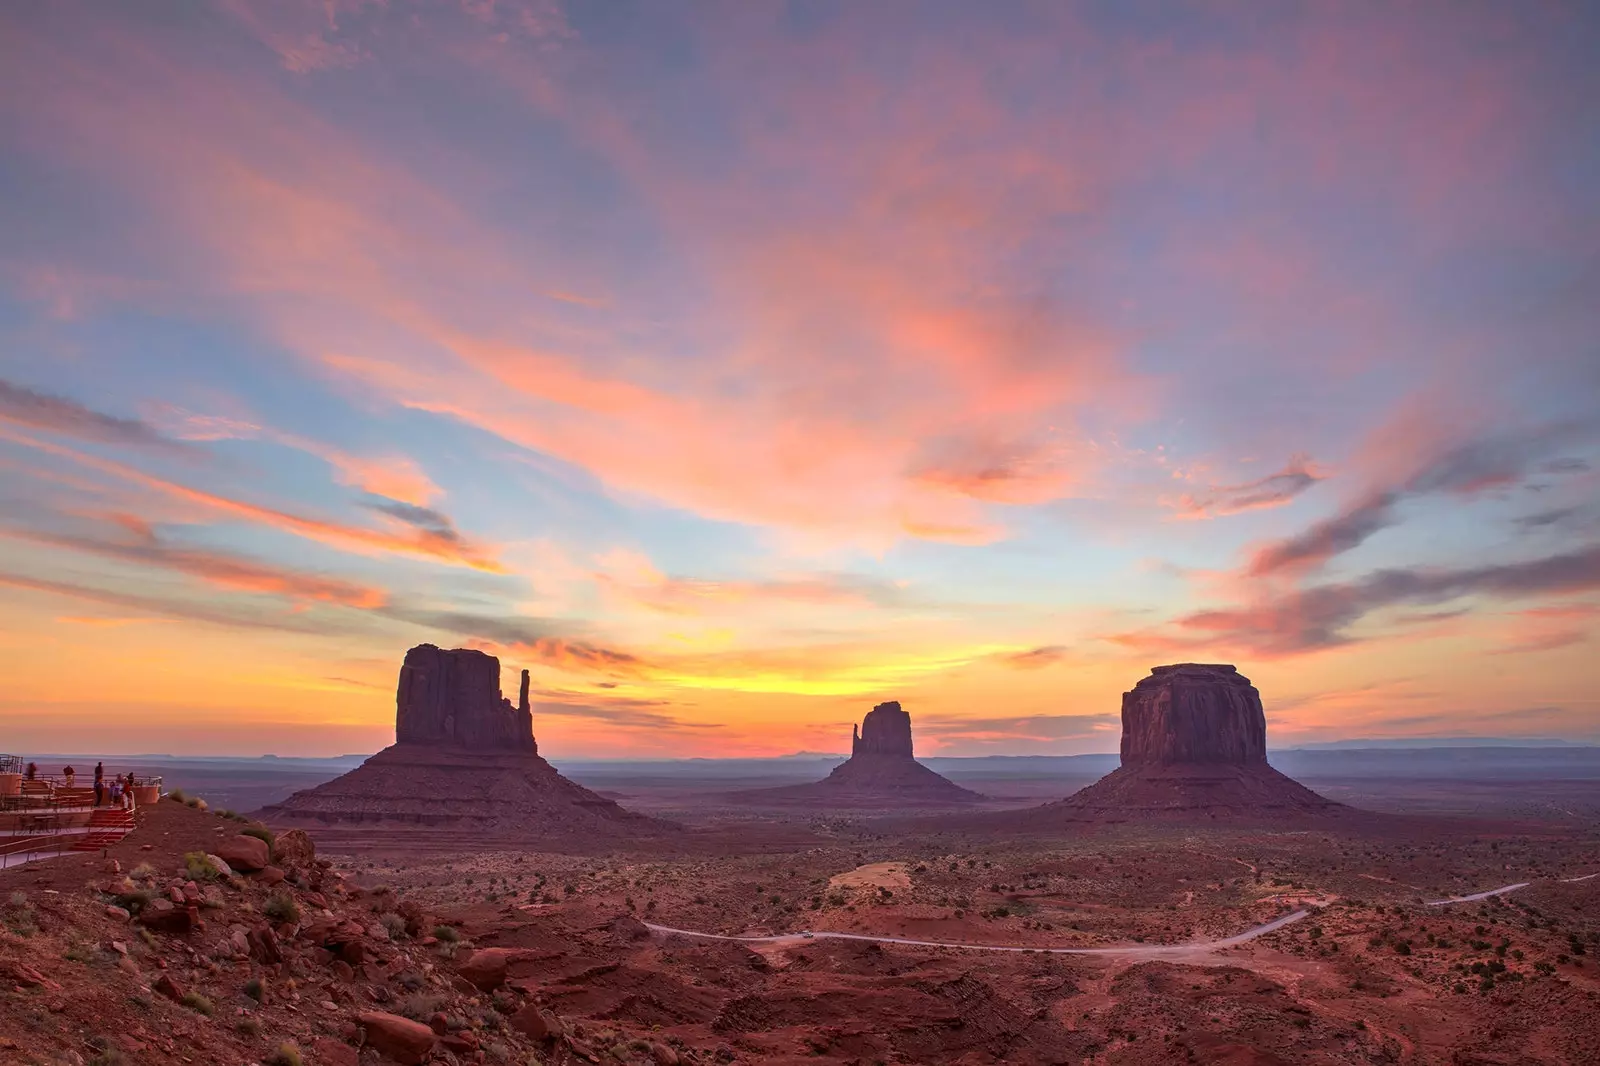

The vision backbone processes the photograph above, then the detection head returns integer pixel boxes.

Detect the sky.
[0,1,1597,759]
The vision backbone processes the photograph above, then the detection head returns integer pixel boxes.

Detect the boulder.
[205,854,233,879]
[154,974,184,1002]
[357,1012,437,1065]
[214,834,270,872]
[457,948,516,991]
[137,898,196,935]
[509,1004,559,1041]
[247,924,283,965]
[312,1038,359,1066]
[274,828,316,869]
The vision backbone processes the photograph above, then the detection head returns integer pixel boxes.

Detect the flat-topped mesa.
[395,644,536,754]
[852,701,914,759]
[1120,663,1266,769]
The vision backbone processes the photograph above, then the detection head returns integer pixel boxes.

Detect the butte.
[738,701,984,808]
[1038,663,1343,822]
[258,644,665,840]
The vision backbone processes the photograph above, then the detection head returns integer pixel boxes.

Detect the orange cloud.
[0,426,500,570]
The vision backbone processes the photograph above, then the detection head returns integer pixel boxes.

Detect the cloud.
[916,712,1120,752]
[1247,421,1598,576]
[590,550,914,617]
[0,572,345,635]
[993,645,1069,669]
[364,499,463,544]
[1118,544,1600,657]
[1166,455,1327,520]
[374,605,646,675]
[0,426,500,570]
[1513,506,1586,531]
[0,377,195,455]
[0,522,387,608]
[158,408,440,506]
[530,694,720,732]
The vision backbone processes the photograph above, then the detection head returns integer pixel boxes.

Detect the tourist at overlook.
[94,762,104,807]
[62,765,75,787]
[24,762,36,781]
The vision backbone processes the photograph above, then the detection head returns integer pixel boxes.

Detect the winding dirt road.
[647,870,1597,959]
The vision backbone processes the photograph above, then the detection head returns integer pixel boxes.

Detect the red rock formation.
[396,644,535,753]
[1042,664,1341,822]
[257,645,667,839]
[738,701,982,808]
[1120,664,1267,768]
[852,701,915,758]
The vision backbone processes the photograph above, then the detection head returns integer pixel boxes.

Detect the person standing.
[62,765,75,788]
[94,762,104,807]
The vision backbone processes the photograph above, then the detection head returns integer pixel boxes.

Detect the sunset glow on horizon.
[1,2,1596,758]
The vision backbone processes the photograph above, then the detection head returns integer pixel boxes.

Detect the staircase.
[71,807,136,851]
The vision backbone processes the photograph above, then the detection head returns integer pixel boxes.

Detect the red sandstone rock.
[154,974,184,1002]
[1043,664,1343,822]
[395,643,535,752]
[138,898,196,935]
[739,700,982,807]
[274,828,316,868]
[457,947,516,991]
[215,834,270,872]
[510,1004,559,1040]
[247,924,282,965]
[357,1011,437,1064]
[312,1037,359,1066]
[1120,663,1267,767]
[256,645,667,838]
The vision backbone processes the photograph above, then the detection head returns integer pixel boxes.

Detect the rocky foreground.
[0,799,681,1066]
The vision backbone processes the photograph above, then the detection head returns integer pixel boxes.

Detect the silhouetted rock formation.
[1041,664,1341,822]
[735,701,983,808]
[852,701,914,758]
[396,644,535,752]
[258,645,665,839]
[1121,664,1266,768]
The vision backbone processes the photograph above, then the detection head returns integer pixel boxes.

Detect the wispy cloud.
[1119,544,1600,657]
[0,521,387,607]
[0,377,196,455]
[1247,421,1597,577]
[1166,454,1326,520]
[0,426,500,570]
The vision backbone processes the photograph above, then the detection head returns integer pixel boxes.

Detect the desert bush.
[433,924,460,943]
[236,1017,262,1037]
[244,977,267,1002]
[380,912,408,939]
[396,993,444,1021]
[166,789,186,803]
[193,799,208,812]
[129,862,158,881]
[263,892,300,923]
[266,1043,304,1066]
[184,852,221,882]
[180,991,215,1015]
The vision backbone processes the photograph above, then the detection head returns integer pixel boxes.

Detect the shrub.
[244,977,267,1002]
[433,924,460,943]
[235,1017,262,1037]
[166,789,186,803]
[241,825,276,856]
[193,799,208,812]
[180,991,215,1016]
[263,892,300,924]
[129,863,158,881]
[380,912,408,940]
[396,993,444,1021]
[184,852,220,882]
[266,1044,304,1066]
[7,891,28,908]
